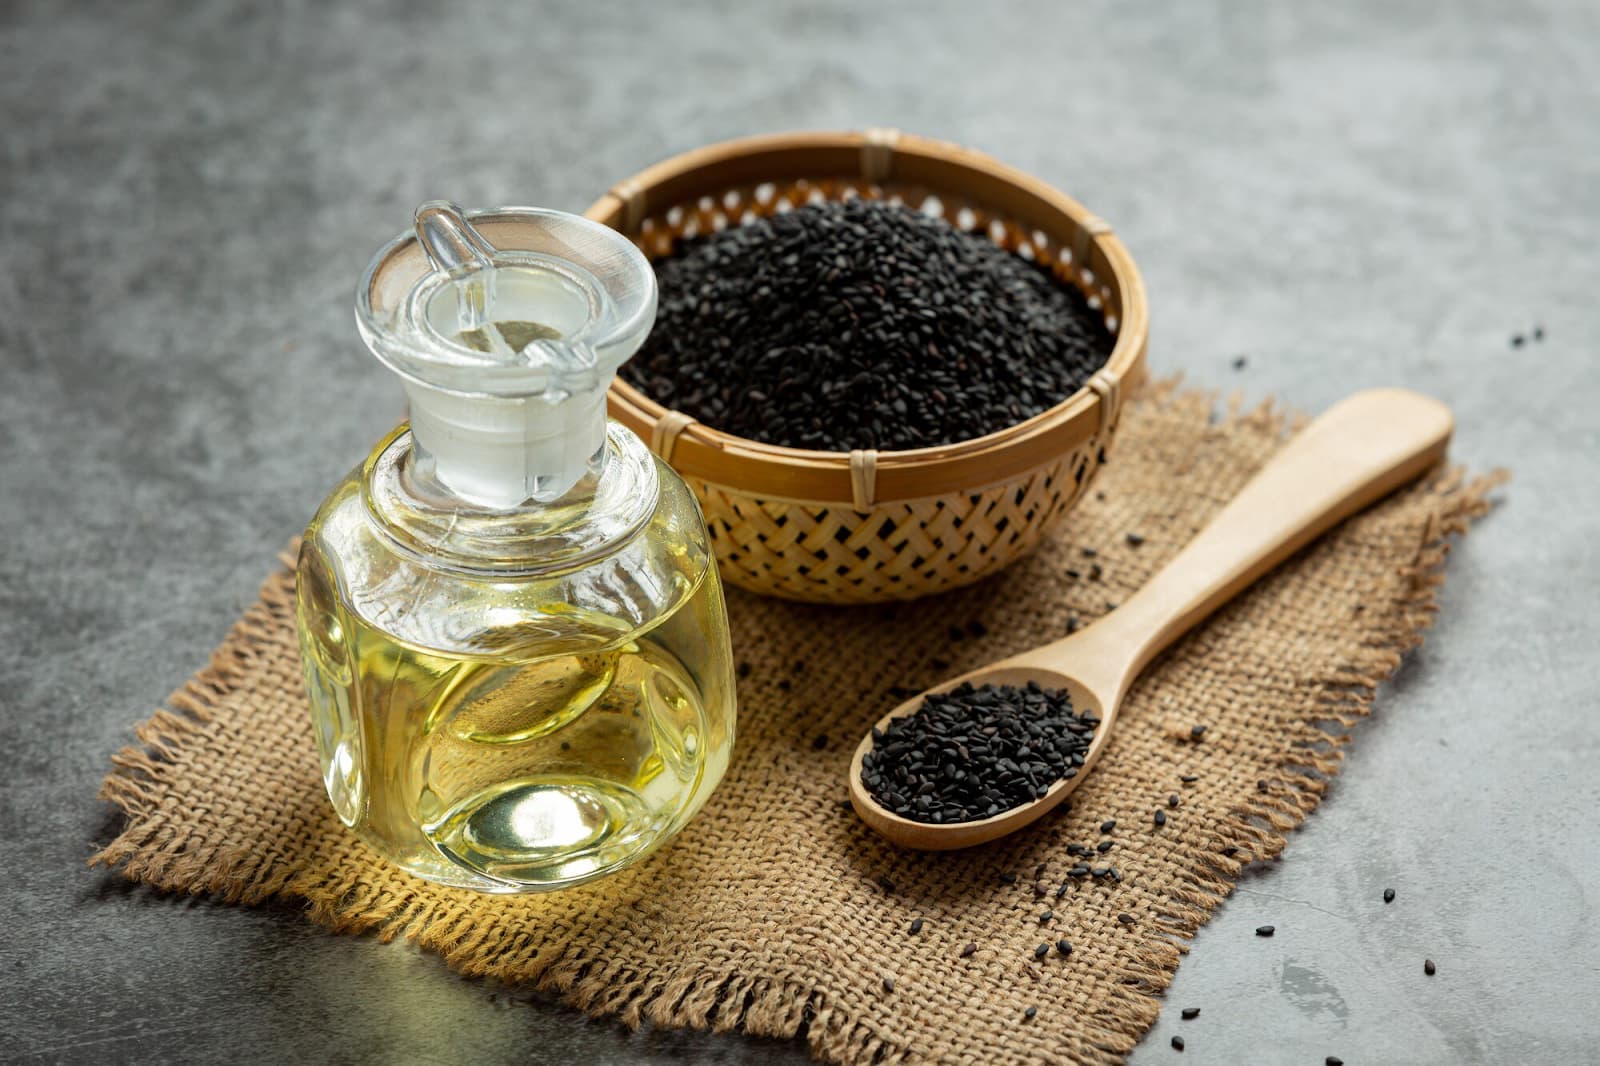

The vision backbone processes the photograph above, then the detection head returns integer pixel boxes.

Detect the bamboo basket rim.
[588,129,1149,508]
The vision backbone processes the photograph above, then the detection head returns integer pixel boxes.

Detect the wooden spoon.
[848,388,1454,850]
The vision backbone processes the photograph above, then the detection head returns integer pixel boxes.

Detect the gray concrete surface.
[2,1,1596,1062]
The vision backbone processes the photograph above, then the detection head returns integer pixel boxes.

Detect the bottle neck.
[402,381,609,510]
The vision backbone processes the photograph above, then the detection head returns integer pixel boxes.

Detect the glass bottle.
[295,201,736,893]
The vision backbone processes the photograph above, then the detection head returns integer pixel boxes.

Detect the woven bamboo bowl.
[587,129,1148,603]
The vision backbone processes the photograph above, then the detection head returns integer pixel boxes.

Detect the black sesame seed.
[1181,774,1199,783]
[1118,913,1135,926]
[1327,1058,1344,1066]
[1039,910,1054,924]
[1424,959,1436,975]
[812,734,828,750]
[777,679,791,692]
[1171,1036,1185,1051]
[1232,355,1248,370]
[1256,925,1275,937]
[1168,793,1180,808]
[882,976,895,992]
[1181,1007,1200,1020]
[960,942,977,958]
[967,620,988,638]
[1154,810,1167,827]
[1056,939,1073,956]
[1035,943,1050,960]
[1126,532,1146,547]
[948,626,966,642]
[1222,846,1239,857]
[1384,888,1396,904]
[1024,1006,1038,1021]
[1082,547,1098,558]
[1534,326,1545,341]
[1190,724,1207,739]
[1055,884,1069,899]
[999,872,1017,885]
[859,682,1097,823]
[876,875,896,894]
[1097,840,1114,854]
[1511,333,1525,348]
[1101,819,1116,834]
[909,917,923,935]
[737,661,752,679]
[627,199,1113,452]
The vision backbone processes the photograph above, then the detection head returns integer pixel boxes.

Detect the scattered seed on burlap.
[1126,532,1146,547]
[811,734,828,750]
[908,917,923,935]
[1056,939,1073,956]
[1097,840,1114,853]
[1190,724,1208,739]
[860,681,1096,823]
[626,198,1114,451]
[999,872,1017,885]
[1168,793,1180,808]
[1118,913,1136,926]
[1181,774,1200,783]
[1100,819,1116,834]
[960,942,977,958]
[1154,809,1167,827]
[1035,943,1050,960]
[1024,1006,1038,1021]
[882,975,895,992]
[875,875,896,894]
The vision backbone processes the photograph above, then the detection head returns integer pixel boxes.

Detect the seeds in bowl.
[624,198,1114,451]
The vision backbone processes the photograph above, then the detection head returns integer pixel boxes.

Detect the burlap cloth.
[94,382,1501,1064]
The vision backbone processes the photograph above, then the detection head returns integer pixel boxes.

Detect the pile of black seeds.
[624,198,1115,451]
[859,681,1097,823]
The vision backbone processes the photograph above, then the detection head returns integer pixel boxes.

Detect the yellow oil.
[295,428,735,893]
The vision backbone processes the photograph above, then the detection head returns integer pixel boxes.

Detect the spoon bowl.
[848,388,1454,850]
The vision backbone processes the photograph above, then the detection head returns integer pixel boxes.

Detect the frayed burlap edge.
[93,383,1507,1065]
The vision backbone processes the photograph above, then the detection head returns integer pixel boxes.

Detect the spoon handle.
[1061,389,1453,690]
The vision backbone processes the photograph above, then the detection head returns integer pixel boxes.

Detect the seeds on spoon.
[859,682,1098,824]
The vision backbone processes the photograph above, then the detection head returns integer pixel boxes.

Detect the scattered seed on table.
[1535,325,1545,341]
[859,681,1098,823]
[882,976,895,992]
[1425,959,1436,976]
[1168,793,1180,808]
[1154,810,1167,827]
[1035,943,1050,960]
[1181,1007,1200,1020]
[1118,913,1135,926]
[812,734,828,750]
[1024,1006,1038,1021]
[1126,532,1146,547]
[1232,355,1248,370]
[909,918,923,935]
[960,942,977,958]
[1101,819,1116,834]
[1171,1036,1185,1051]
[1384,888,1396,903]
[1511,333,1526,348]
[1181,774,1199,783]
[1190,724,1207,739]
[1256,925,1275,937]
[1039,910,1054,924]
[1097,841,1114,853]
[1057,939,1073,956]
[1326,1057,1344,1066]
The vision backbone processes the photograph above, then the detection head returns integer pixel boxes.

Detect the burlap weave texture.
[95,382,1500,1064]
